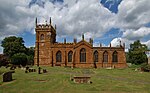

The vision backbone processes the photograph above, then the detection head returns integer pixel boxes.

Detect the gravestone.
[26,67,29,70]
[3,71,15,82]
[38,67,41,74]
[43,69,47,73]
[25,70,28,73]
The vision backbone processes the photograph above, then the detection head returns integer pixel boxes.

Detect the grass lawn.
[0,66,150,93]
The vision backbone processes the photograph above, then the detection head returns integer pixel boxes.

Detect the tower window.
[40,34,44,41]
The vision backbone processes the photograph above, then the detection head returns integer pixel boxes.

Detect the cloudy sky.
[0,0,150,53]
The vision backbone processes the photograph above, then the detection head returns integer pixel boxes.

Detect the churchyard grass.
[0,66,150,93]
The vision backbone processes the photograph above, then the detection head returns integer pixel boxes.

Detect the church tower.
[34,17,56,66]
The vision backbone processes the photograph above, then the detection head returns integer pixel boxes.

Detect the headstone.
[25,70,28,73]
[3,71,15,82]
[29,69,31,72]
[38,67,41,74]
[43,69,47,73]
[26,67,29,70]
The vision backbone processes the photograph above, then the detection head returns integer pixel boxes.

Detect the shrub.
[11,53,27,66]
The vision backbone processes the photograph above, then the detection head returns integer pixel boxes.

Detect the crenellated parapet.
[54,42,74,45]
[35,17,56,34]
[36,24,51,28]
[51,42,74,48]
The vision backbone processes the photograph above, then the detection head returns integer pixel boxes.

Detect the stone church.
[34,18,127,68]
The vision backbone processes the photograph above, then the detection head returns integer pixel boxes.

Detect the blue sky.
[0,0,150,53]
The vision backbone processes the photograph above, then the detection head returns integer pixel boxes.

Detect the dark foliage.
[11,53,27,66]
[1,36,35,66]
[1,36,26,58]
[127,40,148,65]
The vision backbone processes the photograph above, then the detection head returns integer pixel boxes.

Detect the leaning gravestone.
[3,71,15,82]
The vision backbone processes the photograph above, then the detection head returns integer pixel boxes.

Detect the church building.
[34,18,127,68]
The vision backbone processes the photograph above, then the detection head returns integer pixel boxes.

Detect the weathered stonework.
[34,18,127,68]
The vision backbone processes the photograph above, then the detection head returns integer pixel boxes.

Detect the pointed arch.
[80,48,86,62]
[56,51,62,62]
[103,51,108,63]
[68,51,73,62]
[112,51,118,63]
[94,50,98,62]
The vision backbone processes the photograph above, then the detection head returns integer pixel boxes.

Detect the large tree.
[1,36,35,66]
[1,36,26,58]
[127,40,148,65]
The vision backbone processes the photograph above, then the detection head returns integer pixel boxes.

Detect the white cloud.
[143,40,150,49]
[111,37,122,47]
[110,37,133,51]
[122,27,150,40]
[110,0,150,49]
[117,0,150,29]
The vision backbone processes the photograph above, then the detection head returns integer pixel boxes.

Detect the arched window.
[68,51,73,62]
[103,51,108,63]
[80,48,86,62]
[56,51,61,62]
[94,51,98,62]
[40,34,44,40]
[112,51,118,63]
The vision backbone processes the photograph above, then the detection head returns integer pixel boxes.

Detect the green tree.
[1,36,26,58]
[1,36,35,66]
[11,53,27,66]
[127,40,148,65]
[26,47,34,65]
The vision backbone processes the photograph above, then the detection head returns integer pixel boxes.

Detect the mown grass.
[0,66,150,93]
